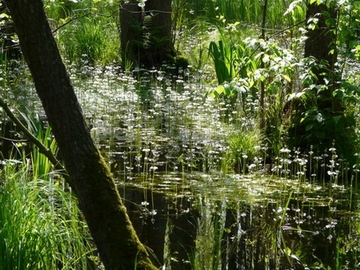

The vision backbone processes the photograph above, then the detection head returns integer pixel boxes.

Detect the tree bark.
[120,0,176,68]
[5,0,158,269]
[305,3,337,67]
[305,2,339,110]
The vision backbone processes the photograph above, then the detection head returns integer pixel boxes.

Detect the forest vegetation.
[1,0,360,269]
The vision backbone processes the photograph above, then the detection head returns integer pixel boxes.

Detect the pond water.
[8,65,360,269]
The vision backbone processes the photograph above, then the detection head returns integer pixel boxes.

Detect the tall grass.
[0,113,96,269]
[0,160,95,269]
[183,0,305,27]
[46,0,306,68]
[225,127,263,173]
[49,0,120,67]
[57,17,120,67]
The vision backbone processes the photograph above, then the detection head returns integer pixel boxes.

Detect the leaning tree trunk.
[5,0,157,269]
[120,0,176,68]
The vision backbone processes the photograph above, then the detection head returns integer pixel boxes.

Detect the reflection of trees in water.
[120,186,198,269]
[221,198,359,269]
[121,186,360,269]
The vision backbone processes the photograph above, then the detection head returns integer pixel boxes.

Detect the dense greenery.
[1,0,360,268]
[38,0,360,164]
[0,122,95,269]
[46,0,120,67]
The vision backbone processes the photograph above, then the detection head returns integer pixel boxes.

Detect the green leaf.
[267,84,277,94]
[282,74,291,82]
[215,85,225,95]
[0,13,9,20]
[332,115,342,124]
[325,18,335,27]
[309,0,323,4]
[305,124,313,131]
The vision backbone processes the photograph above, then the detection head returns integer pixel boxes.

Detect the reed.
[183,0,304,27]
[52,1,120,67]
[0,161,95,269]
[19,112,58,180]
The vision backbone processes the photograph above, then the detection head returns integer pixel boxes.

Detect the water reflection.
[119,185,198,269]
[119,176,360,269]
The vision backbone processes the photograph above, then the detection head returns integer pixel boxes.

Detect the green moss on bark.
[73,151,158,269]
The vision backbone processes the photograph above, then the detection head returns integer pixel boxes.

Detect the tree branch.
[52,13,91,33]
[0,97,66,174]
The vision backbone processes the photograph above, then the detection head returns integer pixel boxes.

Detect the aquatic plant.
[183,0,304,27]
[2,1,360,267]
[224,127,263,173]
[18,112,58,181]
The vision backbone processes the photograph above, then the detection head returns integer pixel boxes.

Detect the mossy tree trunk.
[120,0,176,68]
[5,0,158,269]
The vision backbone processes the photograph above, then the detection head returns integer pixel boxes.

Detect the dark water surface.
[118,173,360,270]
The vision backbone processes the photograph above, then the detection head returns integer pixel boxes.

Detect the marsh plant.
[0,160,95,269]
[224,127,263,173]
[190,198,226,270]
[49,0,120,67]
[182,0,305,27]
[19,112,58,180]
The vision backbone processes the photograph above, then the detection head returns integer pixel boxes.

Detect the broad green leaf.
[305,124,313,131]
[282,74,291,82]
[332,115,342,124]
[215,85,225,95]
[284,0,302,16]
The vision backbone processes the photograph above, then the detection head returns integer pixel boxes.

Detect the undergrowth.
[0,160,96,269]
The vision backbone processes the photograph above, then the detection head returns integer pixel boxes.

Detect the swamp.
[1,0,360,269]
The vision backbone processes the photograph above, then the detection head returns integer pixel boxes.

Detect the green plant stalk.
[259,0,268,130]
[0,161,94,269]
[143,149,149,207]
[279,190,293,266]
